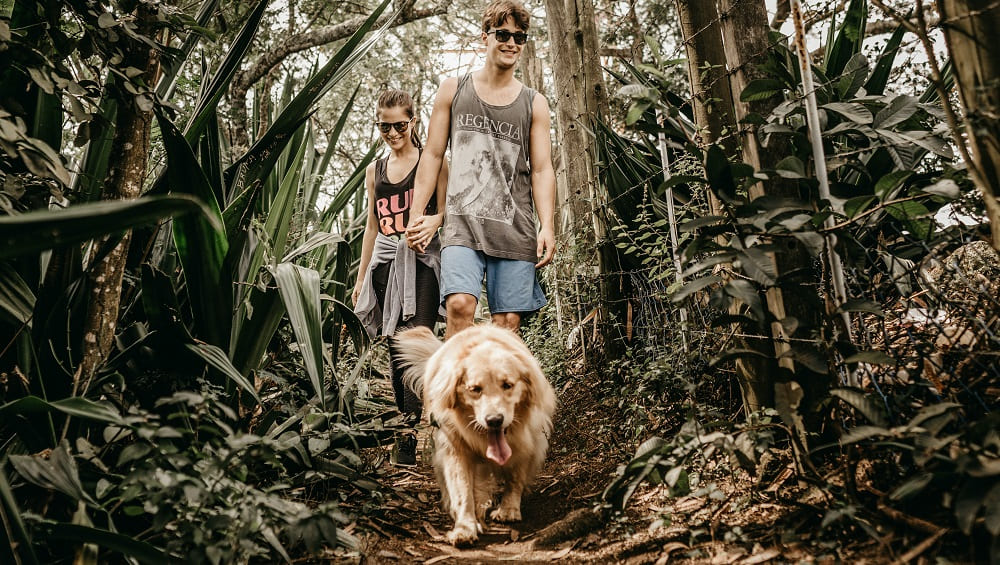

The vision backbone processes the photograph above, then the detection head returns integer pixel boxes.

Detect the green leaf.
[843,195,876,218]
[874,95,919,129]
[0,195,217,260]
[822,102,873,124]
[39,523,169,564]
[736,248,777,286]
[835,53,869,99]
[874,170,911,201]
[155,0,223,100]
[9,442,95,505]
[865,25,905,95]
[156,109,231,346]
[824,0,866,78]
[625,101,650,126]
[673,275,721,302]
[0,464,41,565]
[956,479,989,534]
[224,0,394,196]
[830,388,888,427]
[709,348,771,367]
[774,156,806,178]
[791,231,826,257]
[0,261,35,326]
[73,78,118,203]
[182,0,268,142]
[283,232,344,263]
[705,145,737,203]
[837,298,884,316]
[889,473,933,501]
[329,298,369,357]
[0,396,125,426]
[185,343,261,406]
[843,350,896,365]
[886,200,932,240]
[983,481,1000,536]
[838,425,889,446]
[272,263,327,407]
[679,215,727,232]
[723,279,763,322]
[740,79,785,102]
[230,286,286,378]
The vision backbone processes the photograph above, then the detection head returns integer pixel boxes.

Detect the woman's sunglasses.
[487,29,528,45]
[375,118,412,134]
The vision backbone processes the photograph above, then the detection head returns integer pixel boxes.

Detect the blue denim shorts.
[439,245,547,313]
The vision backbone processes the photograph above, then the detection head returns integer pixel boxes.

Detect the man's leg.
[490,311,521,333]
[440,245,487,340]
[446,293,477,339]
[484,255,547,333]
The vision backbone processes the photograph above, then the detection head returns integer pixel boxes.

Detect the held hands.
[535,226,556,268]
[405,213,443,253]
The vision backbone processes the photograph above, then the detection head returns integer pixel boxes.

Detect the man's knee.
[446,293,478,319]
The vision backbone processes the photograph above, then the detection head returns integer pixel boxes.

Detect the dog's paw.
[490,505,522,523]
[446,522,479,546]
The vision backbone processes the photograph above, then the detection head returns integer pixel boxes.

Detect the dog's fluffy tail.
[392,326,442,397]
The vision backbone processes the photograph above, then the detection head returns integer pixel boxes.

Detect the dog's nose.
[485,414,504,429]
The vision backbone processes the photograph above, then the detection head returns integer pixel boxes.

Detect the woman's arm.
[353,163,379,305]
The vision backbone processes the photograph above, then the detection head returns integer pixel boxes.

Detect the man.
[405,0,556,338]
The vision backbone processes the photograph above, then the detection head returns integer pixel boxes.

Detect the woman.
[352,89,448,466]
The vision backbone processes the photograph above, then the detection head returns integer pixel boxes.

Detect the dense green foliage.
[0,0,416,561]
[600,1,999,561]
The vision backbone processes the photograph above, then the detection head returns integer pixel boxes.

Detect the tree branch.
[232,0,447,96]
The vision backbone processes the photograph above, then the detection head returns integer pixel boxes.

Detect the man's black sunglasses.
[374,119,412,134]
[488,29,528,45]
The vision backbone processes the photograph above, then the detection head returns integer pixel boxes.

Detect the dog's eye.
[468,385,482,394]
[502,382,513,390]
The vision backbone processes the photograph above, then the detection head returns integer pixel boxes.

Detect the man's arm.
[529,92,556,268]
[407,77,457,251]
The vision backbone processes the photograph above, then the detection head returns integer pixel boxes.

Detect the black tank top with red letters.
[373,153,436,237]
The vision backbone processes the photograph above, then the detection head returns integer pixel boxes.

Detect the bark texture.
[78,7,159,383]
[717,0,828,422]
[937,0,1000,250]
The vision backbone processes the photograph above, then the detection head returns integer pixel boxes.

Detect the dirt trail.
[358,421,609,563]
[355,370,627,564]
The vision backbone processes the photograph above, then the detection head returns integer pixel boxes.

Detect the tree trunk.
[717,0,829,428]
[674,0,736,225]
[544,0,622,353]
[78,7,159,384]
[674,0,738,154]
[937,0,1000,250]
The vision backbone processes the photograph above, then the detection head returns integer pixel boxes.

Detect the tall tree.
[936,0,1000,250]
[675,0,829,427]
[543,0,624,351]
[78,3,161,382]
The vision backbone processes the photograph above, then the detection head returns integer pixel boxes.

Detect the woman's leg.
[389,261,440,421]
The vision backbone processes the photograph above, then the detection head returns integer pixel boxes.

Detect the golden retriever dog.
[393,325,556,546]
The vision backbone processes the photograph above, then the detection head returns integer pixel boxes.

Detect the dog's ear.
[515,347,556,419]
[425,361,463,414]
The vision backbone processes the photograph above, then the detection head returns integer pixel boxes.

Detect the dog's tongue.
[486,429,511,465]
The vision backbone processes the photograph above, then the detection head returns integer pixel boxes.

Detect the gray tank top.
[442,73,537,262]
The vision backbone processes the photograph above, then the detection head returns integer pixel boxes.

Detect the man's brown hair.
[481,0,530,33]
